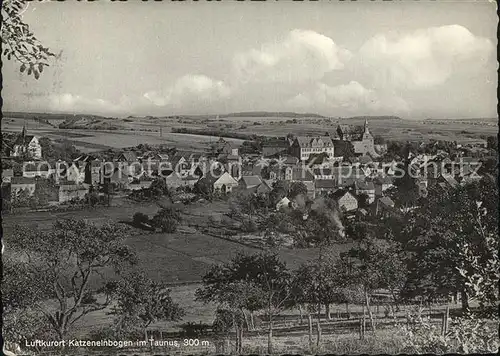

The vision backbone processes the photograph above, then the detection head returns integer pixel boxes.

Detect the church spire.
[21,123,27,137]
[364,118,369,133]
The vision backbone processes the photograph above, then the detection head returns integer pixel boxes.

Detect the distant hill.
[220,111,329,119]
[59,116,120,130]
[343,116,404,121]
[3,111,111,121]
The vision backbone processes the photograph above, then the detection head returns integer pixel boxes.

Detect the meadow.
[2,113,496,154]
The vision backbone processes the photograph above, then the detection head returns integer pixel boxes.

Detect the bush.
[151,207,181,233]
[133,212,150,226]
[400,310,499,354]
[241,218,258,233]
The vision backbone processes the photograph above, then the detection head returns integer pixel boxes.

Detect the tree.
[109,270,185,341]
[269,180,290,206]
[1,0,55,79]
[132,212,150,227]
[293,248,344,322]
[151,206,181,233]
[149,178,170,197]
[194,178,214,200]
[386,161,422,213]
[374,135,385,145]
[4,219,137,339]
[344,235,407,333]
[486,135,498,150]
[401,176,499,312]
[196,252,293,354]
[289,181,307,199]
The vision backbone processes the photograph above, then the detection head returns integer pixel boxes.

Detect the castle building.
[336,119,375,157]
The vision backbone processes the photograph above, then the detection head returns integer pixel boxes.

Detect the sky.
[2,0,498,119]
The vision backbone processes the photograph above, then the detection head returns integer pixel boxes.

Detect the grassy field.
[2,114,496,154]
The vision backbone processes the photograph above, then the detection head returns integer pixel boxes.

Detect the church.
[336,119,376,157]
[9,126,42,160]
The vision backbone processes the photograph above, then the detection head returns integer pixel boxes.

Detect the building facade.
[291,136,334,161]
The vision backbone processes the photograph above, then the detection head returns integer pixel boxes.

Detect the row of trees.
[3,219,185,348]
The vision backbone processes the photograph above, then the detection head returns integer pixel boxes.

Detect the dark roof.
[118,151,138,162]
[290,168,314,181]
[240,175,263,188]
[11,177,36,185]
[315,179,336,189]
[355,181,375,190]
[14,135,36,146]
[379,196,395,207]
[295,136,334,148]
[374,175,394,185]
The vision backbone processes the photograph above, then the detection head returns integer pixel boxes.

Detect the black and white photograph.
[1,0,498,355]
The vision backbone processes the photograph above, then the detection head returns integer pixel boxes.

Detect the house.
[313,168,334,180]
[262,140,289,158]
[59,183,89,203]
[284,167,314,182]
[314,179,337,196]
[21,161,52,179]
[11,176,37,196]
[181,173,200,188]
[375,196,400,219]
[2,169,13,183]
[117,151,138,163]
[199,171,239,194]
[239,175,263,190]
[276,196,291,211]
[282,156,300,166]
[291,136,334,161]
[128,180,153,191]
[435,173,459,190]
[164,171,184,188]
[333,190,358,213]
[212,138,239,157]
[84,159,102,186]
[374,175,394,196]
[354,180,375,204]
[251,181,272,195]
[9,126,42,159]
[336,119,376,156]
[101,161,131,187]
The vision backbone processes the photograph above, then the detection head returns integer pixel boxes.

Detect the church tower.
[362,119,372,141]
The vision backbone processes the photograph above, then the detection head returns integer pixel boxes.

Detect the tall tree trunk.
[316,318,322,349]
[238,327,243,353]
[241,308,250,331]
[298,304,303,324]
[325,303,331,320]
[461,290,469,313]
[308,314,313,352]
[250,311,255,330]
[364,289,376,334]
[267,321,273,355]
[233,314,239,353]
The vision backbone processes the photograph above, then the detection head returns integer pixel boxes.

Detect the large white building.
[291,136,334,161]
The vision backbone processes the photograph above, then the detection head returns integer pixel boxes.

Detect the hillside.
[58,116,120,130]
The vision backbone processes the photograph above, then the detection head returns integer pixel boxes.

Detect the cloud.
[233,29,352,84]
[47,93,126,114]
[143,74,231,108]
[358,25,494,90]
[288,81,410,115]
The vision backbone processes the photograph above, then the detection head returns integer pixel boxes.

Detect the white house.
[276,196,291,211]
